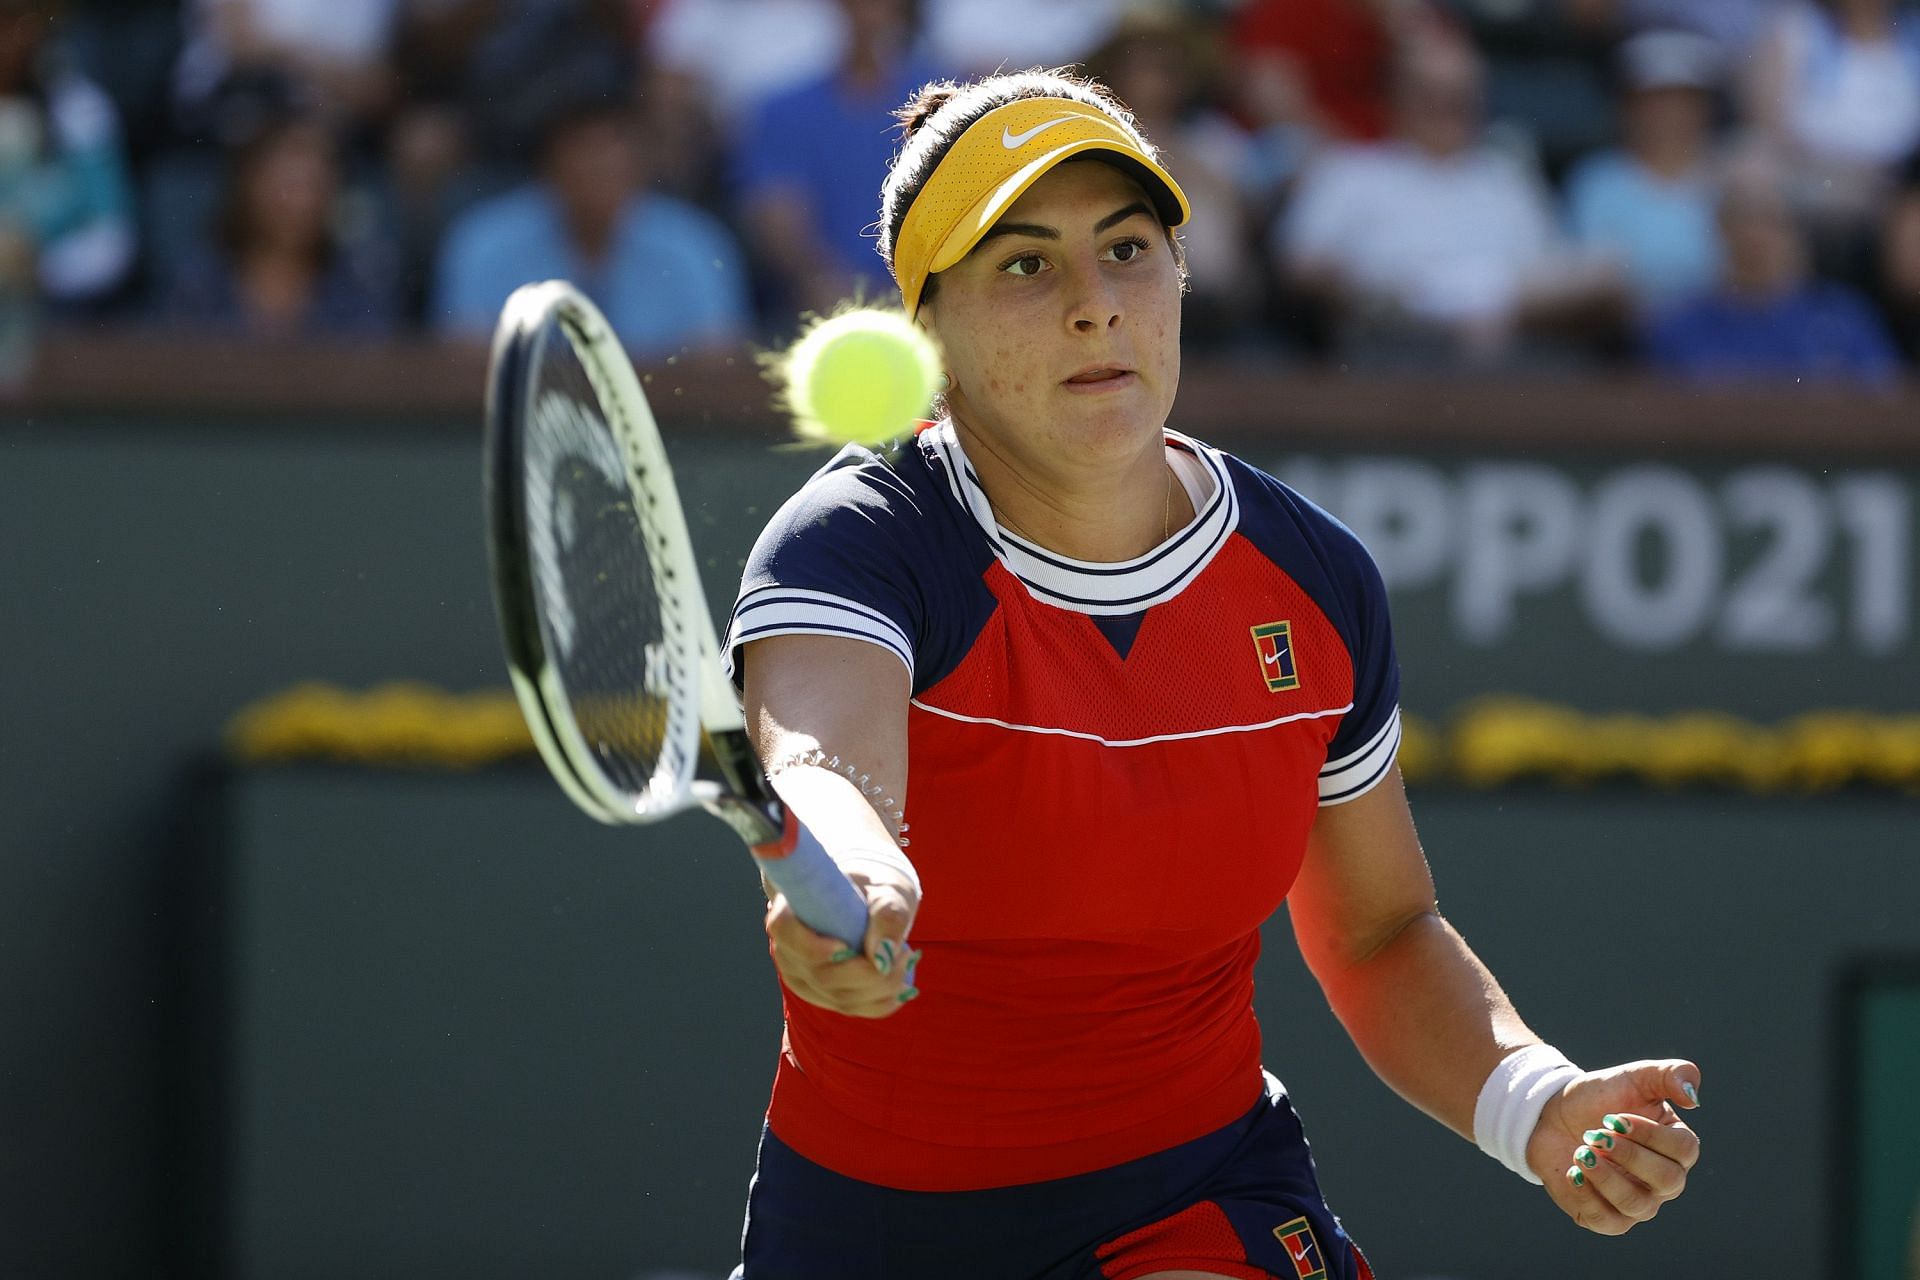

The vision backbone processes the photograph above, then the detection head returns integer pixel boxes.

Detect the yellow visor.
[892,96,1191,316]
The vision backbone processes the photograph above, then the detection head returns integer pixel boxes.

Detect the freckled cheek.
[986,345,1028,396]
[1138,324,1166,370]
[1146,313,1178,380]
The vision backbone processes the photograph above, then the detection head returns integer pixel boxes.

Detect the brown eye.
[1003,254,1045,278]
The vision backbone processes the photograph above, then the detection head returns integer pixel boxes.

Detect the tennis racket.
[483,278,869,946]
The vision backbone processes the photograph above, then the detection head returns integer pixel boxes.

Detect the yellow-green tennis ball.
[785,309,941,446]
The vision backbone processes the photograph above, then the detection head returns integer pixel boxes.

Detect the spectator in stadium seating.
[732,0,943,321]
[0,0,137,309]
[375,97,473,325]
[1439,0,1618,178]
[1645,162,1900,384]
[1083,9,1265,349]
[1874,168,1920,363]
[161,113,399,335]
[647,0,847,129]
[431,98,749,354]
[55,0,183,166]
[921,0,1119,76]
[1278,33,1623,364]
[1230,0,1444,145]
[627,53,730,215]
[1564,29,1724,314]
[1227,45,1323,214]
[171,0,399,144]
[383,0,638,321]
[1744,0,1920,232]
[389,0,643,168]
[1618,0,1783,60]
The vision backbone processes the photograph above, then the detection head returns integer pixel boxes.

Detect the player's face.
[922,159,1181,476]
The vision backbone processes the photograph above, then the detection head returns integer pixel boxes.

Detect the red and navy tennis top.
[725,422,1401,1191]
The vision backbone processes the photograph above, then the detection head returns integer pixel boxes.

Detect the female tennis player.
[723,69,1702,1280]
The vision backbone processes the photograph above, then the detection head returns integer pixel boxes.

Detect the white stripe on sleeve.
[1318,706,1402,806]
[725,585,914,681]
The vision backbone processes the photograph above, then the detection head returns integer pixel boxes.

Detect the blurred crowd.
[4,0,1920,384]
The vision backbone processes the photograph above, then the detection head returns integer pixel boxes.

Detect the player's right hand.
[766,865,920,1018]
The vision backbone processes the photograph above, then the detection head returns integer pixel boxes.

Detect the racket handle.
[752,818,870,947]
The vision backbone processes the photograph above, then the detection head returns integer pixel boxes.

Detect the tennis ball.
[782,309,941,446]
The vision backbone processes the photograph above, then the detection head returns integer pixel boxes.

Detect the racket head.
[484,280,708,825]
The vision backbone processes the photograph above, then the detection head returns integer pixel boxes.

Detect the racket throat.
[695,781,786,851]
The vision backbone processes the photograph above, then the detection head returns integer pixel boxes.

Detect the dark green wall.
[206,767,1919,1280]
[2,415,1914,1276]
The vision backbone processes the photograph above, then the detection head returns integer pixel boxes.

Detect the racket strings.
[522,319,691,806]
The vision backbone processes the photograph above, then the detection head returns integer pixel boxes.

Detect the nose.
[1067,262,1121,333]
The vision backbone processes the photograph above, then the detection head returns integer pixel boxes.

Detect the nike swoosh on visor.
[1000,115,1083,149]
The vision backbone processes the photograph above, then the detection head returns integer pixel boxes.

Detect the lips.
[1064,365,1130,384]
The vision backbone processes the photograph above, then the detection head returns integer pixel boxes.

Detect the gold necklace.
[1162,461,1173,541]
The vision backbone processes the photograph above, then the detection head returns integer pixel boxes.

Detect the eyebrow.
[973,200,1157,250]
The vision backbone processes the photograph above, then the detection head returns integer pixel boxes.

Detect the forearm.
[745,637,922,1009]
[766,754,911,882]
[1309,908,1541,1141]
[745,634,915,883]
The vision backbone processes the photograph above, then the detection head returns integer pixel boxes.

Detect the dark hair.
[878,68,1185,306]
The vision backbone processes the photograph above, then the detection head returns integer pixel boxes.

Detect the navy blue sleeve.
[1227,456,1402,806]
[725,445,952,691]
[1311,508,1402,806]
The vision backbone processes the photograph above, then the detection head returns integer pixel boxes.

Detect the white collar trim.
[920,421,1240,616]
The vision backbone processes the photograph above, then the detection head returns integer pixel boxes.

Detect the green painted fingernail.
[1683,1081,1700,1107]
[897,986,919,1003]
[829,947,857,963]
[874,940,896,975]
[1570,1167,1586,1187]
[1604,1114,1630,1135]
[1576,1145,1597,1168]
[1584,1130,1614,1150]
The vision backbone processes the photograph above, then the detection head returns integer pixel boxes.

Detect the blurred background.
[2,0,1919,1275]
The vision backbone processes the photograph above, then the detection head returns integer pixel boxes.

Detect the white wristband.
[1473,1044,1582,1185]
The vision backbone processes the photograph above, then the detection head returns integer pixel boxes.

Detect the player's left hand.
[1527,1059,1702,1235]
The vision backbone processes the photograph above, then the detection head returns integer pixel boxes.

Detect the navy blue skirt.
[735,1074,1372,1280]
